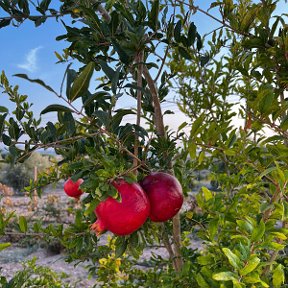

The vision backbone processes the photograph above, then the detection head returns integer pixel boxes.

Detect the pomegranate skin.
[140,172,183,222]
[93,179,150,236]
[64,178,84,199]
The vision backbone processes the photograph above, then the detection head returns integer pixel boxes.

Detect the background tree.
[0,152,52,192]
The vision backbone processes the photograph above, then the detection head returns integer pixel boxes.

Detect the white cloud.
[17,46,43,73]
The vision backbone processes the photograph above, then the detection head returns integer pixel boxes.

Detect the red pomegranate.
[91,179,150,236]
[140,172,183,222]
[63,178,84,199]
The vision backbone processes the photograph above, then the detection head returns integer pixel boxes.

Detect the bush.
[0,153,52,193]
[0,258,71,288]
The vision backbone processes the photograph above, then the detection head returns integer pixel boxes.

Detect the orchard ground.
[0,184,204,287]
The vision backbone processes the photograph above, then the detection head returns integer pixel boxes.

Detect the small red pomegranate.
[63,178,84,199]
[140,172,183,222]
[91,179,150,236]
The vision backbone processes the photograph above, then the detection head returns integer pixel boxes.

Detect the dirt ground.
[0,188,201,287]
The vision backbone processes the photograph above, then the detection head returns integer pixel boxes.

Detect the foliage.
[0,257,71,288]
[0,152,52,192]
[1,0,288,287]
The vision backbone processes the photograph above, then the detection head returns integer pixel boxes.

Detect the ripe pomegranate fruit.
[63,178,84,199]
[91,179,150,236]
[140,172,183,222]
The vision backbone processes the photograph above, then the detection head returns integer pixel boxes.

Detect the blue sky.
[0,1,287,129]
[0,12,70,120]
[0,0,217,125]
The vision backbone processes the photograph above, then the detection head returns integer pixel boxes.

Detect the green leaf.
[41,104,72,115]
[197,255,214,265]
[198,150,205,165]
[270,231,287,240]
[269,241,286,250]
[258,85,275,115]
[251,219,265,242]
[259,166,277,179]
[174,20,182,43]
[188,142,197,159]
[8,118,20,140]
[200,55,209,66]
[66,67,77,99]
[19,0,30,14]
[240,6,258,31]
[0,106,8,113]
[213,271,238,281]
[240,255,260,275]
[115,237,128,257]
[0,19,11,29]
[273,264,285,288]
[191,114,205,137]
[19,216,28,233]
[39,0,51,12]
[0,113,7,137]
[222,248,241,269]
[201,186,213,201]
[280,114,288,130]
[208,218,219,240]
[149,0,159,31]
[195,273,210,287]
[111,109,135,131]
[70,62,95,101]
[63,112,76,136]
[2,134,11,146]
[224,149,236,156]
[178,121,188,131]
[98,59,115,82]
[112,40,130,64]
[93,110,110,127]
[0,242,11,251]
[54,51,63,62]
[83,91,110,108]
[196,33,203,51]
[178,46,192,60]
[14,74,57,94]
[187,22,197,46]
[110,10,120,34]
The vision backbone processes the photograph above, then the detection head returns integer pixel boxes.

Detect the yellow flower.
[72,8,80,14]
[115,258,121,267]
[99,258,107,265]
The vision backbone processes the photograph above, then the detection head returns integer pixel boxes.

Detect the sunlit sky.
[0,1,287,131]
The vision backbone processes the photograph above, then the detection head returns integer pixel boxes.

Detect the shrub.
[0,153,52,193]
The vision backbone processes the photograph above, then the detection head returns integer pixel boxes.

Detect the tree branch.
[133,52,144,172]
[143,66,165,137]
[172,213,183,271]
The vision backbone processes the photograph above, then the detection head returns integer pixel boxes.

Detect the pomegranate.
[63,178,84,199]
[140,172,183,222]
[91,179,150,236]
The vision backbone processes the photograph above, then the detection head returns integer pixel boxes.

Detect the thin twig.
[154,45,169,83]
[0,12,68,23]
[174,0,252,37]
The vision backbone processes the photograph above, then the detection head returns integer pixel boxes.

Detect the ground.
[0,185,203,287]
